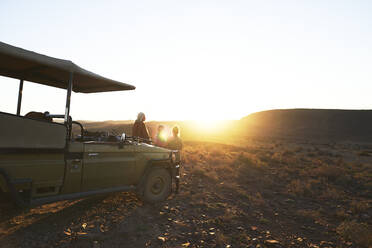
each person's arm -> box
[132,122,138,137]
[140,122,150,140]
[144,124,150,140]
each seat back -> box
[0,112,67,149]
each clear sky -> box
[1,0,371,121]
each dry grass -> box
[2,124,372,247]
[336,221,372,247]
[181,139,372,247]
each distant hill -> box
[77,109,372,143]
[241,109,372,142]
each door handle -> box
[88,153,99,157]
[71,164,79,169]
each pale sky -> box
[1,0,371,121]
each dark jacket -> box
[132,120,150,140]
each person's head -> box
[172,126,180,137]
[137,112,146,122]
[157,124,164,132]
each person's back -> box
[132,112,150,140]
[154,124,167,147]
[167,136,183,150]
[167,126,183,151]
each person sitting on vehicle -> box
[132,112,150,142]
[154,124,167,147]
[166,126,183,151]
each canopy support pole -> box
[65,72,73,139]
[16,79,24,115]
[64,72,73,123]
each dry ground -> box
[0,139,371,248]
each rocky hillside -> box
[241,109,372,142]
[76,109,372,143]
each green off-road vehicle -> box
[0,42,180,207]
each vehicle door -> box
[60,141,84,194]
[82,141,136,191]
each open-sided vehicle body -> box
[0,42,180,207]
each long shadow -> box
[0,192,143,247]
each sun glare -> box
[159,130,168,141]
[192,119,226,133]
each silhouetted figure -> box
[132,112,150,141]
[154,124,167,147]
[167,126,183,151]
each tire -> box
[0,191,10,203]
[142,168,171,203]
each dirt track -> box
[0,141,371,248]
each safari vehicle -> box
[0,42,180,207]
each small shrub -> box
[365,181,372,192]
[307,152,316,157]
[296,209,321,222]
[259,217,270,224]
[236,152,256,166]
[334,208,348,220]
[295,146,303,153]
[193,167,206,177]
[215,232,229,246]
[335,174,354,187]
[248,192,266,206]
[319,186,344,201]
[336,220,372,247]
[358,151,370,157]
[288,178,326,198]
[350,200,370,214]
[209,148,225,157]
[311,164,342,182]
[282,150,294,157]
[217,166,234,179]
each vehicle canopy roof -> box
[0,41,135,93]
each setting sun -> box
[191,120,227,133]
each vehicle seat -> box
[25,111,53,122]
[0,111,67,149]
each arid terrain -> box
[1,109,371,248]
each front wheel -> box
[142,168,171,203]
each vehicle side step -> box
[30,185,136,206]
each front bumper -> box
[170,151,181,194]
[174,163,180,193]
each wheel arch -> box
[0,175,8,192]
[0,168,29,207]
[136,159,172,195]
[0,169,10,192]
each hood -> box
[137,143,171,153]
